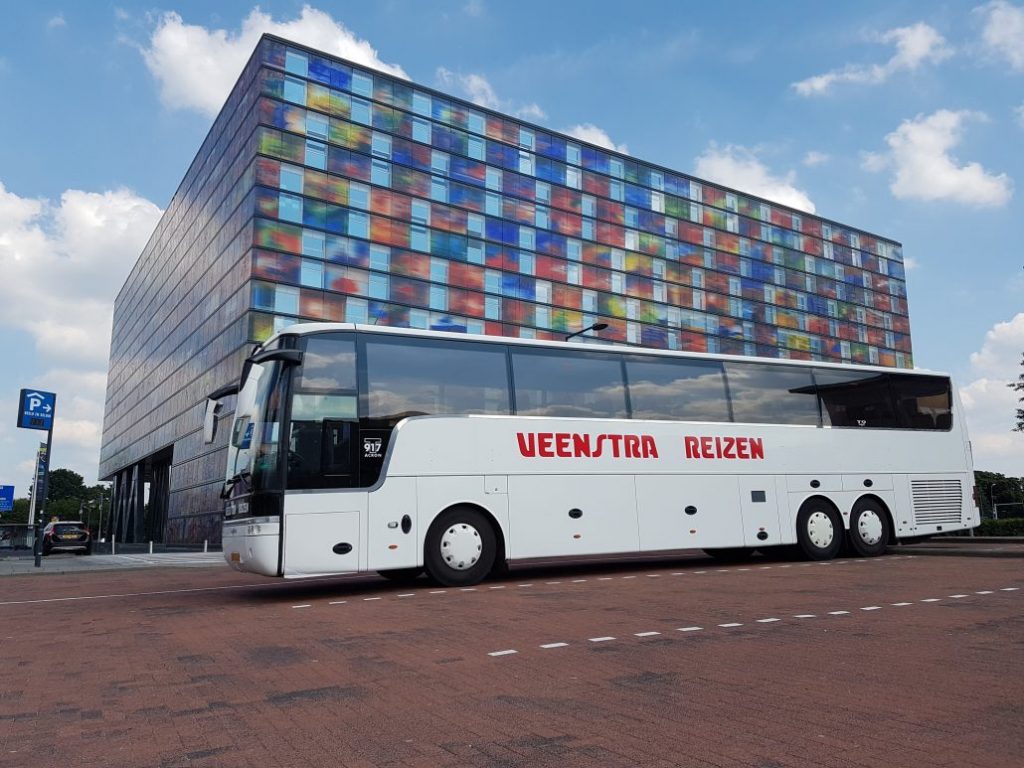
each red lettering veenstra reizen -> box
[683,435,765,460]
[516,432,659,459]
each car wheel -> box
[424,506,496,587]
[796,498,843,561]
[848,500,889,557]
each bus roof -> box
[259,322,948,379]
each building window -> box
[411,199,430,225]
[285,50,308,76]
[413,117,431,144]
[278,193,303,223]
[370,245,390,271]
[411,225,430,252]
[369,273,388,299]
[348,211,369,239]
[349,183,369,210]
[305,140,327,170]
[468,135,485,161]
[279,165,304,194]
[371,160,391,187]
[412,91,431,116]
[306,113,328,140]
[301,259,324,288]
[283,75,306,105]
[351,97,371,125]
[566,143,581,165]
[371,132,391,159]
[351,70,373,97]
[302,229,325,258]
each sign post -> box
[17,389,56,568]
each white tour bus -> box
[207,323,979,586]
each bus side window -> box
[891,375,952,430]
[624,356,729,422]
[811,369,899,429]
[511,349,628,419]
[724,362,819,426]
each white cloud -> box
[0,181,162,365]
[978,0,1024,70]
[435,67,547,121]
[563,123,628,154]
[47,14,67,29]
[1015,103,1024,128]
[959,313,1024,474]
[903,256,920,271]
[0,182,160,482]
[693,144,816,213]
[802,150,830,167]
[141,5,407,117]
[863,109,1013,206]
[793,22,952,96]
[463,0,484,17]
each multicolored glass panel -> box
[249,37,912,367]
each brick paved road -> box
[0,552,1020,768]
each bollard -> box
[149,540,153,555]
[203,539,208,553]
[111,538,116,555]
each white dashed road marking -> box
[678,626,702,632]
[589,636,615,642]
[756,618,780,623]
[891,602,912,607]
[292,604,311,609]
[828,610,849,615]
[861,606,881,611]
[540,642,568,649]
[635,631,661,637]
[719,622,743,628]
[488,650,517,657]
[794,614,816,618]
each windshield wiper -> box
[220,470,252,500]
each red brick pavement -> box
[0,553,1020,768]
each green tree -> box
[45,468,86,502]
[1011,353,1024,432]
[975,471,1024,518]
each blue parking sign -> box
[0,486,13,513]
[17,389,56,431]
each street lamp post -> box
[565,322,608,342]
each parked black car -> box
[42,521,92,555]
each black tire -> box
[796,498,843,561]
[424,506,496,587]
[702,547,754,562]
[376,567,423,583]
[848,499,889,557]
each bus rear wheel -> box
[848,499,889,557]
[424,506,496,587]
[796,499,842,561]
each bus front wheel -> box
[848,499,889,557]
[796,498,843,561]
[424,506,497,587]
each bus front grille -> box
[910,479,963,525]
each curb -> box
[888,546,1024,559]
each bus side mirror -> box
[204,383,240,445]
[203,399,222,445]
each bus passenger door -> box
[737,475,782,548]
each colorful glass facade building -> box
[101,34,913,543]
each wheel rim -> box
[856,509,884,546]
[806,510,835,549]
[440,523,482,571]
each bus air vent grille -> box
[910,480,962,525]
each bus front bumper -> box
[223,517,280,576]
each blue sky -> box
[0,0,1021,488]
